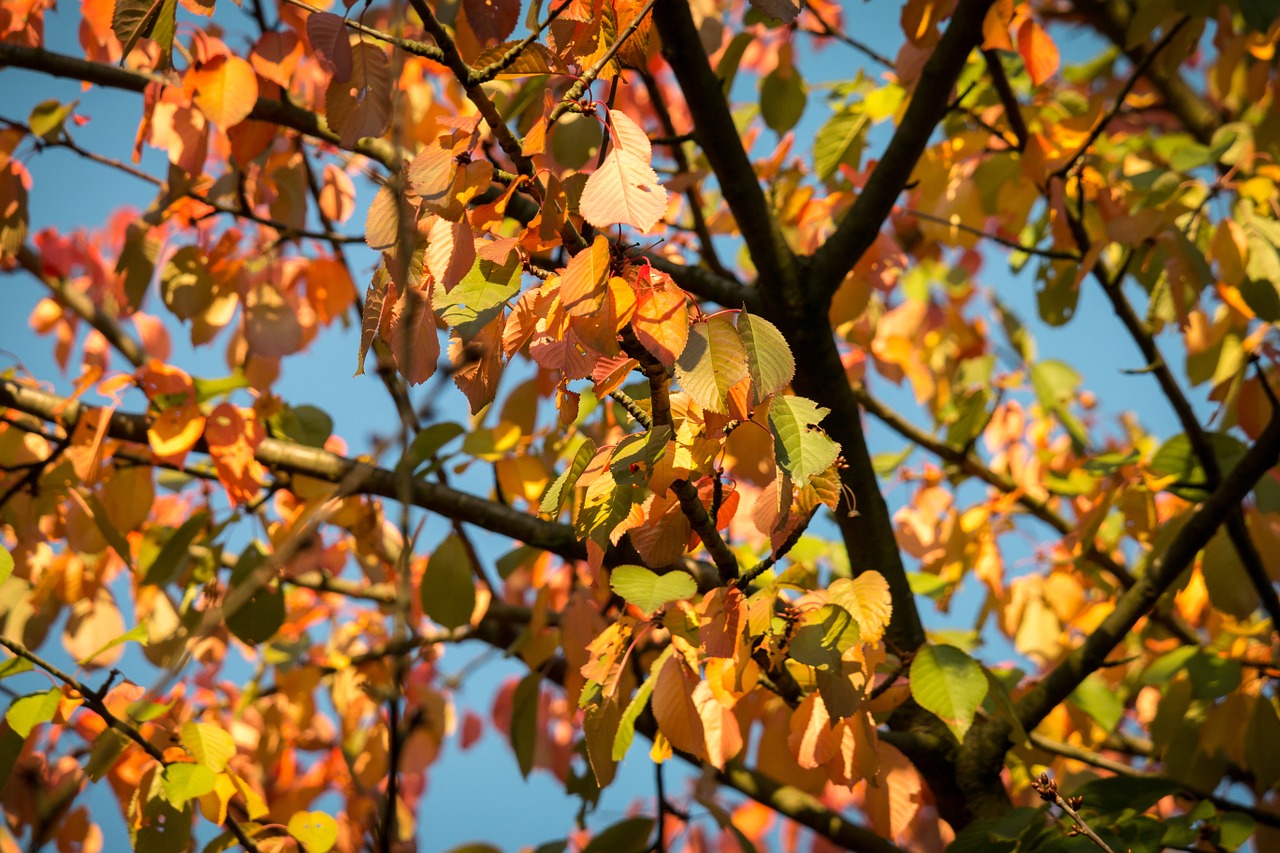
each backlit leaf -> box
[306,11,353,82]
[814,108,869,181]
[1016,17,1059,86]
[180,721,235,771]
[580,110,669,233]
[6,688,61,737]
[736,310,794,402]
[161,763,217,807]
[325,42,392,149]
[652,654,704,760]
[289,811,339,853]
[186,56,258,128]
[766,395,840,482]
[674,316,748,414]
[609,564,696,614]
[909,644,988,740]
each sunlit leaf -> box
[419,534,476,630]
[609,564,696,615]
[909,644,988,740]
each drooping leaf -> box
[674,316,748,414]
[325,42,392,149]
[581,817,654,853]
[1016,17,1059,86]
[161,763,217,807]
[609,564,696,615]
[612,657,660,760]
[160,246,213,321]
[225,543,285,646]
[909,644,988,740]
[766,395,840,483]
[651,654,704,759]
[736,310,794,402]
[510,671,540,777]
[419,533,476,629]
[111,0,176,60]
[814,108,869,181]
[760,49,806,133]
[580,110,669,233]
[0,544,12,587]
[789,604,859,670]
[306,11,353,82]
[180,721,235,772]
[186,56,258,128]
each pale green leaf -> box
[0,543,12,587]
[789,604,859,670]
[161,763,217,807]
[813,108,869,181]
[609,565,696,614]
[79,623,148,666]
[6,688,61,737]
[434,252,523,341]
[674,316,748,413]
[736,310,794,401]
[180,721,235,772]
[766,395,840,482]
[909,644,988,740]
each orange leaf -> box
[318,163,356,224]
[652,654,705,760]
[250,30,303,87]
[204,403,266,506]
[1016,18,1059,86]
[631,280,688,371]
[386,279,439,386]
[305,257,356,326]
[981,0,1014,51]
[148,399,205,458]
[559,234,611,316]
[186,55,258,128]
[580,110,669,233]
[692,680,743,769]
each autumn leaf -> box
[185,55,258,128]
[306,11,353,82]
[580,110,669,233]
[674,315,748,414]
[325,42,392,149]
[1016,17,1059,87]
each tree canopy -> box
[2,0,1280,851]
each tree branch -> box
[650,0,799,301]
[1015,406,1280,732]
[809,0,994,302]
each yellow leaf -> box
[186,55,258,128]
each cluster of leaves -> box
[3,0,1280,851]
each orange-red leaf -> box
[1016,18,1058,87]
[185,55,258,128]
[632,282,688,371]
[652,654,705,760]
[559,234,610,316]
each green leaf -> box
[111,0,172,60]
[609,565,696,615]
[192,373,250,403]
[419,534,476,630]
[511,671,540,778]
[582,816,654,853]
[6,688,61,737]
[612,665,658,761]
[1034,260,1080,327]
[1184,651,1242,700]
[717,32,754,95]
[909,644,988,740]
[402,422,466,474]
[289,811,339,853]
[143,510,208,586]
[945,388,992,449]
[1149,432,1248,500]
[85,729,130,781]
[0,543,11,586]
[767,395,840,483]
[269,404,333,448]
[789,604,859,670]
[136,797,193,853]
[736,310,794,402]
[161,763,217,807]
[1141,646,1198,685]
[1069,673,1125,732]
[1215,811,1255,851]
[434,252,523,341]
[872,445,914,477]
[160,246,215,321]
[540,438,596,518]
[79,623,148,666]
[674,316,748,414]
[0,728,25,791]
[28,99,76,141]
[1239,277,1280,322]
[813,108,869,181]
[225,543,285,646]
[117,221,159,311]
[180,721,235,771]
[760,65,806,134]
[0,655,33,680]
[1071,776,1180,816]
[1246,696,1280,790]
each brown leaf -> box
[306,11,353,82]
[325,42,392,149]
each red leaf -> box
[1016,18,1059,87]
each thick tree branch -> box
[0,378,591,563]
[650,0,799,301]
[809,0,994,301]
[1015,407,1280,732]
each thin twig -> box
[1031,772,1116,853]
[549,0,660,123]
